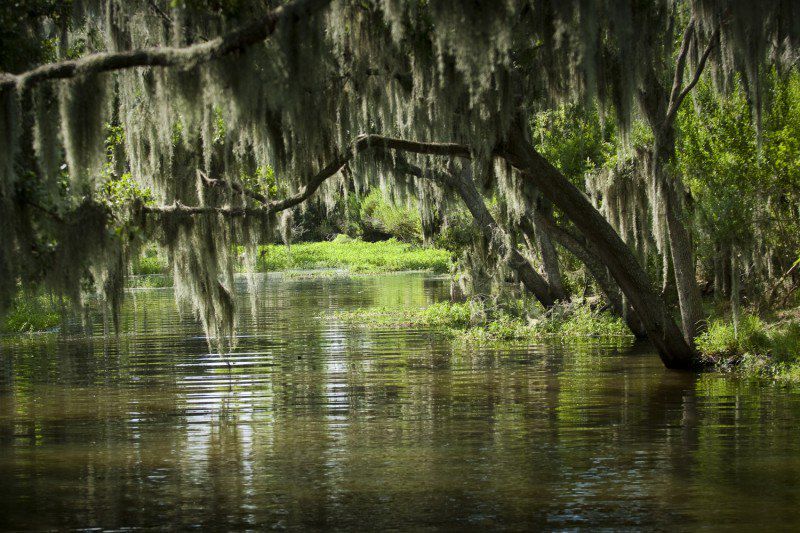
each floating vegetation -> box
[333,300,633,345]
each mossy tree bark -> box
[499,122,698,369]
[530,200,568,301]
[635,19,718,343]
[444,169,556,308]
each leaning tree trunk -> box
[653,136,705,343]
[530,201,567,301]
[534,213,648,338]
[500,124,698,369]
[448,170,556,308]
[731,251,740,339]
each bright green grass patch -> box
[696,314,800,382]
[131,246,168,275]
[334,300,633,344]
[255,236,450,274]
[123,237,451,287]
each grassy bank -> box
[334,300,633,344]
[696,313,800,383]
[130,237,451,279]
[255,236,450,273]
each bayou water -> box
[1,273,799,530]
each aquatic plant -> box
[335,299,632,345]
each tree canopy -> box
[1,0,798,367]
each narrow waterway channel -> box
[1,273,799,530]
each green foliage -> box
[1,292,61,334]
[678,81,761,246]
[461,303,631,343]
[0,1,68,72]
[432,206,477,253]
[256,238,450,274]
[127,275,173,288]
[695,314,800,382]
[695,314,771,358]
[531,104,615,183]
[677,74,800,265]
[101,124,153,210]
[132,246,167,275]
[336,301,472,329]
[336,299,632,344]
[103,172,153,209]
[359,190,423,243]
[240,165,277,199]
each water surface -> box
[2,273,800,530]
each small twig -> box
[146,0,173,27]
[24,198,64,222]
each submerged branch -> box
[0,0,330,91]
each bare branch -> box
[0,0,330,92]
[664,24,721,129]
[666,17,696,118]
[147,0,173,27]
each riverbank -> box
[0,293,61,334]
[696,312,800,383]
[3,239,451,333]
[254,236,450,273]
[129,237,451,285]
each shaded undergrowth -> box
[1,293,62,334]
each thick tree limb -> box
[534,212,647,338]
[198,134,470,215]
[497,120,699,368]
[0,0,330,91]
[142,201,267,217]
[148,134,469,218]
[200,170,269,205]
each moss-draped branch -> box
[0,0,330,91]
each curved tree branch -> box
[197,134,470,214]
[0,0,331,91]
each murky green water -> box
[2,273,800,530]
